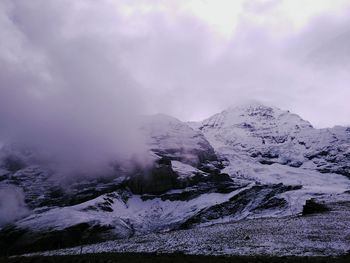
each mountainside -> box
[0,103,349,256]
[194,102,350,178]
[140,114,218,168]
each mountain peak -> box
[226,100,273,111]
[200,101,313,132]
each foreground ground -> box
[2,253,350,263]
[16,195,350,258]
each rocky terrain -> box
[0,102,349,256]
[22,195,350,257]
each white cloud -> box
[111,0,350,127]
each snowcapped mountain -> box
[0,102,349,255]
[193,102,350,179]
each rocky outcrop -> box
[302,199,329,216]
[125,157,179,194]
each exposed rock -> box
[0,221,133,255]
[302,199,330,216]
[125,157,179,194]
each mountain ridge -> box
[0,102,349,255]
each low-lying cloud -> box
[0,185,28,226]
[0,0,151,179]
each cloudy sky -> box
[1,0,350,130]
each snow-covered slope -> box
[192,102,350,179]
[24,196,350,257]
[140,114,218,168]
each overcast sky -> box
[1,0,350,129]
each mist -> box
[0,0,150,179]
[0,185,28,226]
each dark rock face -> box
[142,172,245,202]
[302,199,330,216]
[125,156,228,195]
[125,158,179,194]
[0,222,132,256]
